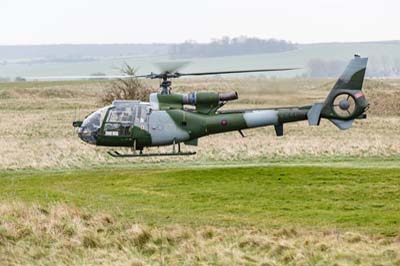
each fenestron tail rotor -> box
[332,93,357,119]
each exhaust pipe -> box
[219,91,238,102]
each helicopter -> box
[72,55,369,157]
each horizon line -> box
[0,40,399,47]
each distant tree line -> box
[307,57,400,78]
[367,56,400,77]
[0,44,170,61]
[169,36,297,58]
[0,39,296,63]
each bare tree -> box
[102,63,154,104]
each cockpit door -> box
[134,104,150,132]
[102,105,136,138]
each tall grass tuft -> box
[0,202,399,265]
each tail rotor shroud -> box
[332,93,357,119]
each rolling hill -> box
[0,41,399,79]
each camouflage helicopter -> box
[72,55,369,157]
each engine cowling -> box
[153,91,238,114]
[182,91,238,114]
[182,91,238,105]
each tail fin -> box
[308,55,369,130]
[328,55,368,94]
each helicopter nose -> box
[77,126,98,145]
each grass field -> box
[1,166,400,265]
[2,166,400,233]
[0,78,399,265]
[0,78,399,169]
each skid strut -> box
[107,139,196,158]
[107,151,196,158]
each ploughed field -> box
[0,78,399,265]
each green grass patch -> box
[1,166,399,235]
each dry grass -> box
[0,78,399,169]
[1,201,399,266]
[1,79,399,265]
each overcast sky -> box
[1,0,398,45]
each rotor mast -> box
[160,75,172,94]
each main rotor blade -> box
[23,75,149,81]
[178,68,300,77]
[23,67,300,81]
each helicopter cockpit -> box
[78,106,109,144]
[78,101,151,145]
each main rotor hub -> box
[150,72,180,80]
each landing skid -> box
[107,140,196,158]
[107,150,196,158]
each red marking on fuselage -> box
[354,91,364,99]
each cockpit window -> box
[81,106,109,130]
[104,106,137,137]
[78,106,109,144]
[135,105,150,124]
[107,107,136,123]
